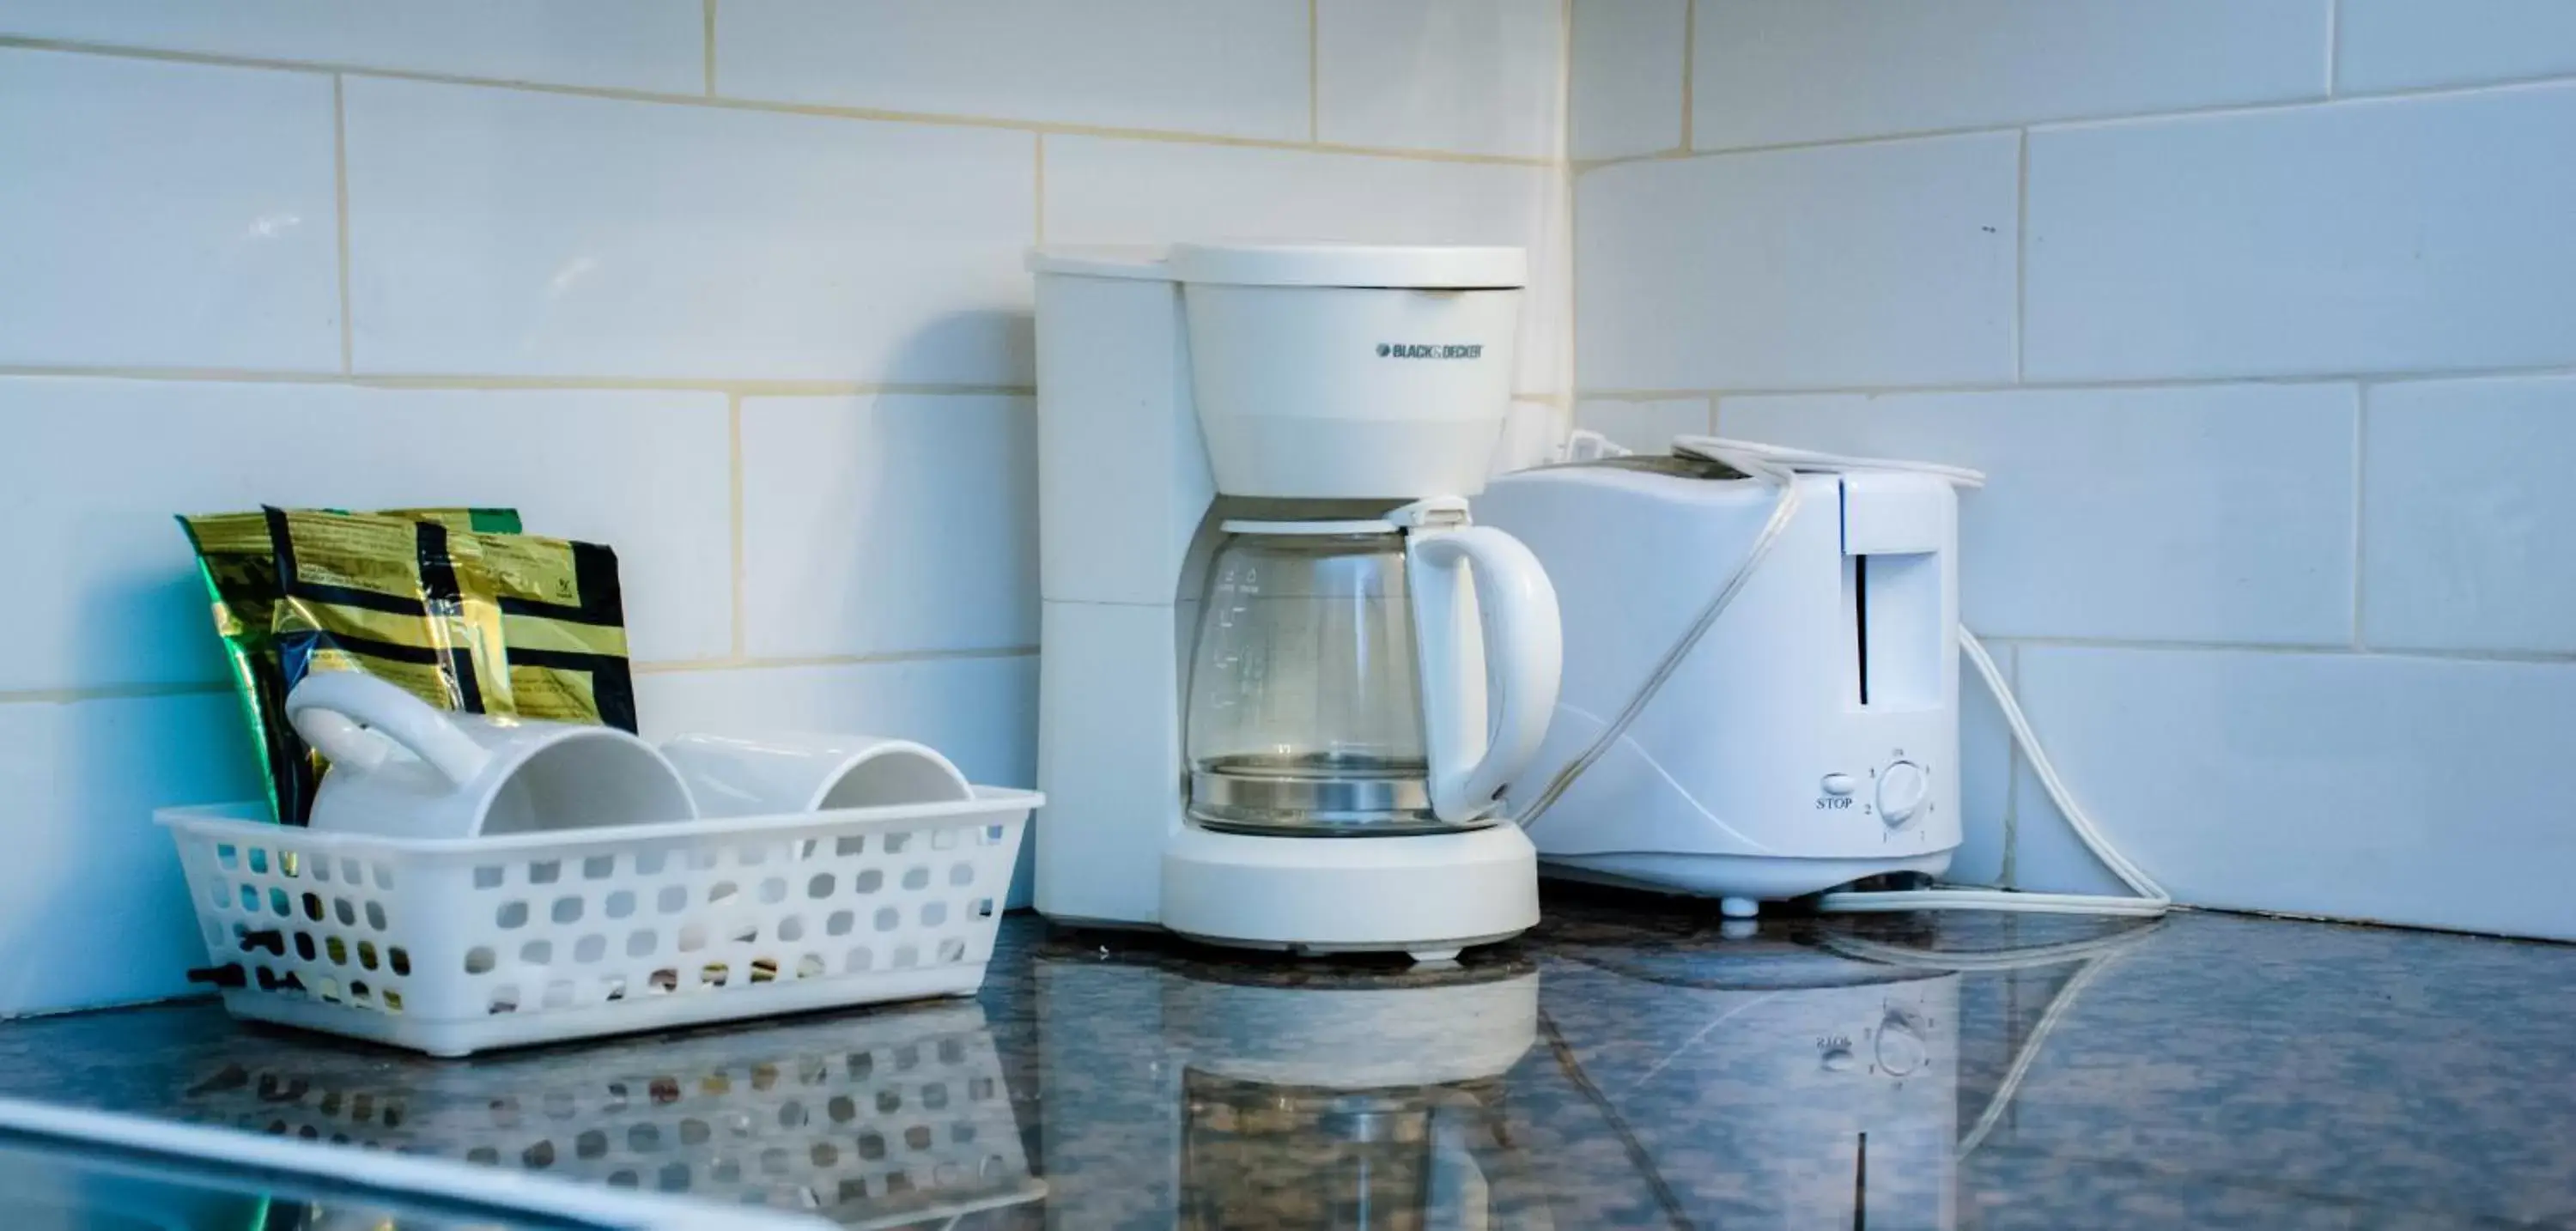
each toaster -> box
[1473,453,1962,916]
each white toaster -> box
[1473,453,1962,915]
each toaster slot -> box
[1853,554,1871,706]
[1846,551,1941,710]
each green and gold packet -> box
[476,531,640,734]
[177,506,520,825]
[266,506,519,727]
[265,510,641,782]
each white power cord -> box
[1817,626,2169,918]
[1511,442,1806,831]
[1518,433,2170,920]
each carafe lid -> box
[1218,498,1472,537]
[1218,517,1400,536]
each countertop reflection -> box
[2,889,2573,1228]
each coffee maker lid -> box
[1170,242,1526,289]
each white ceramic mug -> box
[659,732,973,819]
[286,671,698,840]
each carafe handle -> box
[287,670,494,788]
[1409,525,1562,822]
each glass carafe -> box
[1188,525,1434,834]
[1185,510,1562,836]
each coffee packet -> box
[177,507,521,824]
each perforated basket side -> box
[162,792,1033,1055]
[171,814,451,1017]
[438,814,1018,1023]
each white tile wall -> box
[0,1,706,94]
[635,658,1036,784]
[1042,136,1552,253]
[2010,646,2576,939]
[1315,0,1564,159]
[1577,133,2019,391]
[741,394,1038,659]
[2,4,1566,1011]
[1574,3,2576,931]
[1042,136,1570,395]
[0,49,339,371]
[1690,0,2329,152]
[1492,399,1574,476]
[0,378,734,695]
[1569,0,1685,161]
[2026,84,2576,382]
[2338,0,2576,94]
[716,0,1310,141]
[2362,374,2576,655]
[1722,385,2360,646]
[1571,397,1706,455]
[0,692,262,1016]
[343,77,1037,382]
[2002,691,2132,899]
[1952,640,2015,888]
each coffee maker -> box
[1029,243,1559,961]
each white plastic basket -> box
[158,787,1037,1058]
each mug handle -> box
[1408,526,1563,823]
[286,670,494,788]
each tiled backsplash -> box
[15,0,2559,1016]
[1572,0,2576,939]
[0,0,1570,1016]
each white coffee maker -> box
[1029,242,1559,961]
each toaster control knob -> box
[1874,1014,1929,1076]
[1877,761,1929,828]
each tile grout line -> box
[1677,0,1695,153]
[0,34,1553,169]
[0,363,1552,401]
[1308,0,1321,143]
[632,646,1041,676]
[1557,0,1575,156]
[0,647,1048,707]
[0,682,234,706]
[702,0,718,97]
[2326,0,2341,97]
[0,364,1041,396]
[18,29,2576,171]
[1562,168,1579,404]
[1573,66,2576,169]
[727,393,747,660]
[1577,361,2576,402]
[2014,128,2029,384]
[1971,637,2576,666]
[331,73,353,375]
[1558,0,1578,402]
[2350,386,2368,650]
[13,636,2576,706]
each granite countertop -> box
[2,888,2571,1229]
